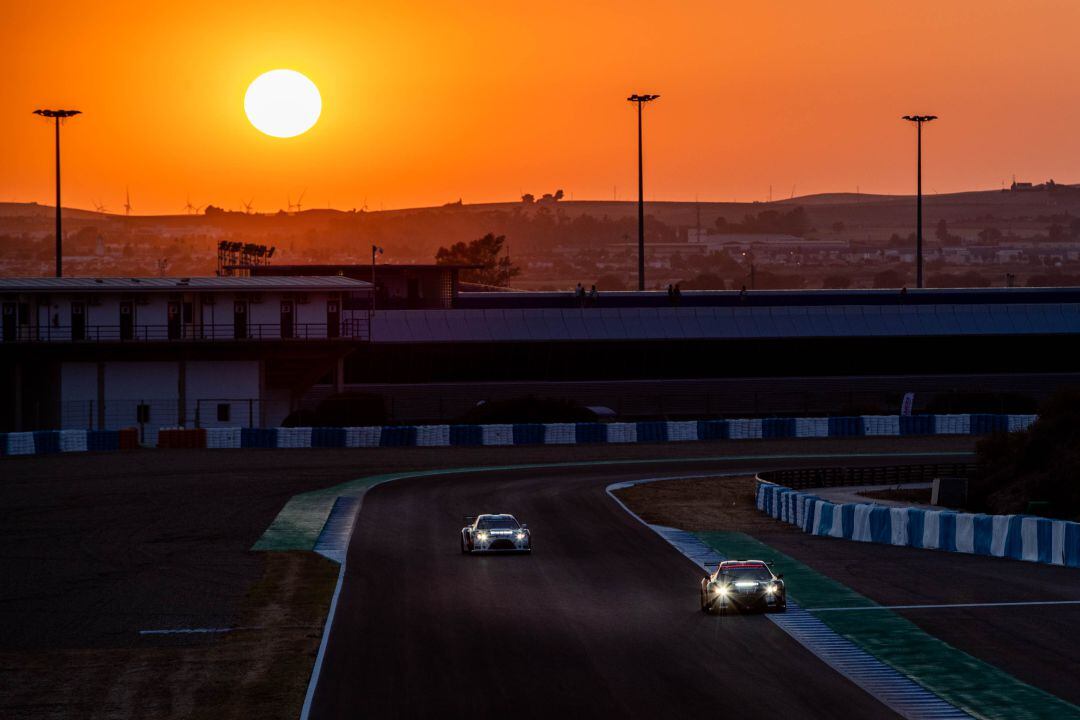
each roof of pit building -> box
[0,276,372,293]
[372,288,1080,343]
[456,287,1080,309]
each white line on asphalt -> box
[300,557,347,720]
[808,600,1080,613]
[139,626,252,635]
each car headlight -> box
[766,584,778,595]
[515,531,526,540]
[476,531,488,541]
[712,584,728,596]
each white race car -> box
[461,514,531,553]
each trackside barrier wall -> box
[2,414,1039,458]
[0,429,135,456]
[755,478,1080,568]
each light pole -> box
[902,114,936,288]
[34,109,81,278]
[371,244,383,316]
[628,93,659,291]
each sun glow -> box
[244,69,322,138]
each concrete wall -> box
[103,361,180,434]
[59,362,97,429]
[58,359,264,440]
[186,360,260,428]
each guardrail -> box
[0,412,1037,456]
[755,476,1080,568]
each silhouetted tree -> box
[935,219,949,242]
[680,272,726,290]
[595,273,627,290]
[872,269,905,288]
[822,273,852,289]
[435,233,521,286]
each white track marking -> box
[139,626,250,635]
[606,476,973,720]
[300,558,347,720]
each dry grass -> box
[0,552,337,720]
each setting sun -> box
[244,69,321,139]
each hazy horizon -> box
[6,1,1080,214]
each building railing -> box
[1,320,369,343]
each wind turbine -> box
[123,188,132,216]
[242,198,254,214]
[295,189,306,214]
[183,196,198,215]
[93,200,108,213]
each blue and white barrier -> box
[206,427,242,449]
[756,478,1080,568]
[1,413,1040,458]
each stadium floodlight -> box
[628,94,660,291]
[902,114,937,288]
[33,109,82,277]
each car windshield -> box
[477,516,519,530]
[718,566,773,582]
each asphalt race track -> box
[310,457,937,719]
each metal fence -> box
[757,464,977,490]
[58,397,293,438]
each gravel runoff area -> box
[613,468,1080,708]
[0,436,972,719]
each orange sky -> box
[4,1,1080,214]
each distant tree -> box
[712,207,807,236]
[595,273,627,290]
[554,189,565,201]
[521,193,535,204]
[872,269,905,288]
[935,219,949,242]
[435,233,521,286]
[978,227,1003,243]
[822,273,852,289]
[680,272,726,290]
[751,270,805,290]
[928,270,985,288]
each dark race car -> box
[700,560,786,615]
[461,513,531,553]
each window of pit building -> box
[217,403,231,422]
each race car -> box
[700,560,786,615]
[461,514,531,553]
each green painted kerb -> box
[695,531,1080,720]
[252,450,969,552]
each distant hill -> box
[5,182,1080,263]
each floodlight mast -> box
[33,109,81,277]
[902,114,937,288]
[628,94,659,291]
